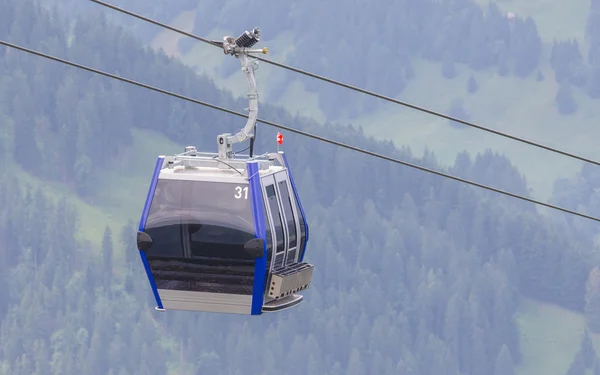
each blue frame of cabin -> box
[247,161,268,315]
[138,156,165,310]
[281,153,309,262]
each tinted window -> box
[189,224,255,259]
[144,179,256,294]
[145,179,255,259]
[145,224,184,258]
[265,184,285,254]
[278,180,297,248]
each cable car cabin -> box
[136,148,313,315]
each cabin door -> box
[262,171,299,270]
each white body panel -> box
[158,289,252,315]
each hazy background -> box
[1,0,600,374]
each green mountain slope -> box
[4,2,600,373]
[517,298,594,375]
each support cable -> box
[1,39,596,223]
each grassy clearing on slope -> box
[516,298,587,375]
[8,167,114,246]
[474,0,589,42]
[516,297,600,375]
[149,10,196,59]
[351,57,600,201]
[93,127,182,239]
[7,128,182,250]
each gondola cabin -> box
[136,147,313,315]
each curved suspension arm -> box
[227,53,259,145]
[216,28,268,160]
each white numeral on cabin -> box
[235,186,249,199]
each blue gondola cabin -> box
[136,148,313,315]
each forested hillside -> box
[1,0,600,374]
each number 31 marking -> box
[235,186,249,199]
